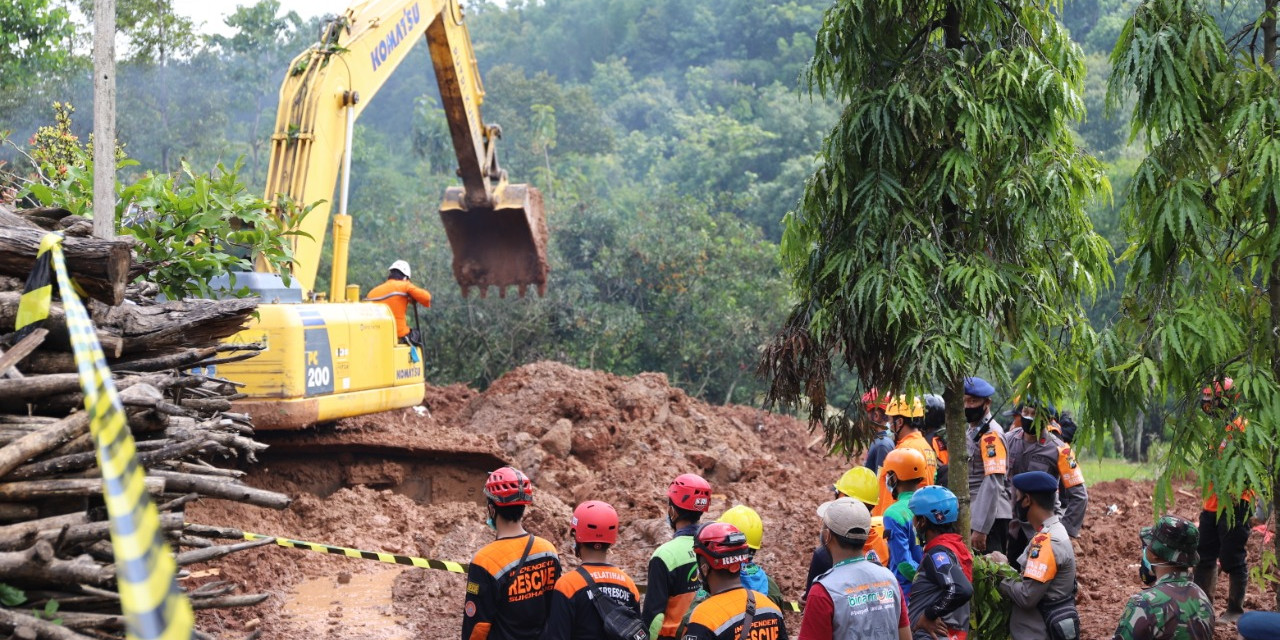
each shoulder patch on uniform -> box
[931,551,951,568]
[465,601,477,617]
[466,581,480,595]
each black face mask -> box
[1139,547,1157,586]
[964,406,985,424]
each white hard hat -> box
[389,260,411,278]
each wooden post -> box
[92,0,116,240]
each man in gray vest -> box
[992,471,1079,640]
[797,497,910,640]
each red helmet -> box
[571,500,619,545]
[1202,378,1234,399]
[883,448,927,482]
[484,466,533,506]
[667,473,711,512]
[862,387,889,411]
[693,522,751,572]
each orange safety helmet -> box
[882,448,928,482]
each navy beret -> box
[1012,470,1058,493]
[1238,612,1280,640]
[964,377,995,398]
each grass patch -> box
[1076,454,1157,483]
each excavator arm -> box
[260,0,548,299]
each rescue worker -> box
[881,448,928,601]
[463,467,562,640]
[644,473,712,639]
[922,394,948,486]
[873,396,937,517]
[717,505,783,603]
[963,376,1012,555]
[1004,398,1088,566]
[1192,378,1253,624]
[1113,514,1214,640]
[367,259,432,344]
[541,501,642,640]
[907,486,974,640]
[1238,612,1280,639]
[805,467,889,594]
[798,497,910,640]
[864,388,895,473]
[682,522,789,640]
[992,471,1078,640]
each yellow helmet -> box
[885,395,924,418]
[834,466,879,505]
[718,505,764,550]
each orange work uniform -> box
[367,279,432,338]
[462,533,562,640]
[872,431,938,517]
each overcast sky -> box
[175,0,355,35]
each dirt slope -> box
[185,361,1274,639]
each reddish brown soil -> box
[185,362,1276,639]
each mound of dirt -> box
[185,362,1276,640]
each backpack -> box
[577,567,648,640]
[1038,590,1081,640]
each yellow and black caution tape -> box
[241,530,468,574]
[236,528,802,611]
[16,233,194,640]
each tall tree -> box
[759,0,1112,532]
[0,0,79,113]
[1091,0,1279,605]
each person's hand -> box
[913,615,948,639]
[988,551,1009,565]
[970,531,988,552]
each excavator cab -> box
[439,183,548,298]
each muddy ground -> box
[185,361,1275,639]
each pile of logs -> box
[0,205,290,639]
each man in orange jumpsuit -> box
[872,396,938,517]
[367,259,432,345]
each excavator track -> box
[247,414,508,506]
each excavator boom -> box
[262,0,548,298]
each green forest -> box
[0,0,1273,446]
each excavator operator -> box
[367,260,432,345]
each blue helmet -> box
[908,486,959,525]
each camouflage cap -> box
[1139,515,1199,566]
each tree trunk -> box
[0,226,134,306]
[1264,0,1279,610]
[1111,420,1125,460]
[943,374,971,535]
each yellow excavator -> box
[215,0,548,430]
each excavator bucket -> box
[439,184,549,298]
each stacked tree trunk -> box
[0,206,290,640]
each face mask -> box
[485,516,496,531]
[1139,547,1156,586]
[914,518,927,546]
[964,406,984,424]
[886,473,899,494]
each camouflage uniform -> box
[1112,516,1214,640]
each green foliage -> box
[34,598,61,625]
[14,103,310,300]
[971,555,1019,640]
[0,0,76,97]
[1086,0,1279,527]
[0,583,25,607]
[762,0,1113,456]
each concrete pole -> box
[92,0,116,240]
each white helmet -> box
[389,260,411,278]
